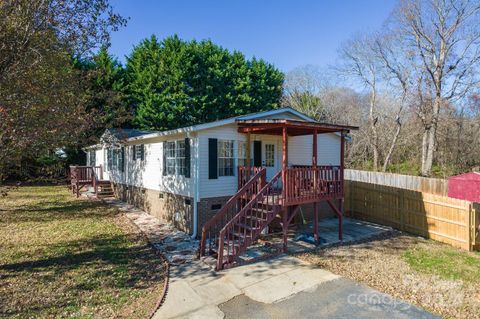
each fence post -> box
[469,203,479,252]
[399,189,405,232]
[469,204,473,251]
[349,180,354,218]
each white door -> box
[263,142,278,181]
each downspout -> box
[191,134,200,239]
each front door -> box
[263,142,278,181]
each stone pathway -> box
[105,199,198,265]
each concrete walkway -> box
[153,255,438,319]
[154,256,340,319]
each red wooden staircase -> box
[200,169,284,270]
[200,168,266,266]
[200,165,345,270]
[216,171,282,270]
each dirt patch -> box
[298,234,480,319]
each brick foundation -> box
[111,183,342,238]
[197,196,232,236]
[112,183,194,234]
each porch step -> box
[95,181,114,198]
[231,231,252,239]
[237,223,261,231]
[97,191,114,195]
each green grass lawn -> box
[0,186,165,319]
[403,245,480,284]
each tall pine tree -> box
[126,35,284,131]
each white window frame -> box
[165,141,176,175]
[218,140,234,177]
[135,144,144,161]
[176,140,186,176]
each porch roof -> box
[236,119,358,136]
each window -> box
[165,141,176,175]
[88,151,96,166]
[218,140,234,176]
[164,140,189,176]
[112,148,119,170]
[135,144,144,161]
[120,147,125,172]
[265,144,275,167]
[107,148,113,171]
[176,140,186,176]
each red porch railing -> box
[69,165,102,197]
[238,165,343,206]
[284,165,343,205]
[200,168,266,257]
[238,166,264,189]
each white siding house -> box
[83,107,351,236]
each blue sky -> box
[109,0,397,72]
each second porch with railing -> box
[69,165,114,198]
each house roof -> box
[104,128,157,140]
[127,107,318,142]
[237,119,358,136]
[87,107,356,148]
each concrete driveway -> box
[220,277,438,319]
[154,255,438,319]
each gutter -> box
[191,134,200,239]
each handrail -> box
[238,166,264,189]
[217,170,282,270]
[69,165,103,196]
[199,168,266,257]
[283,165,342,205]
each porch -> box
[201,119,358,270]
[69,165,113,198]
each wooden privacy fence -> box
[345,169,449,196]
[345,180,480,251]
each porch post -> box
[282,126,288,253]
[246,131,251,179]
[282,126,288,200]
[338,131,345,241]
[313,129,319,244]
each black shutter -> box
[120,147,125,172]
[140,144,145,161]
[132,145,136,160]
[162,141,167,176]
[253,141,262,166]
[208,138,218,179]
[185,138,191,178]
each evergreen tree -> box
[76,47,131,135]
[126,35,284,131]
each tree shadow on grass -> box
[0,233,163,290]
[0,201,116,223]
